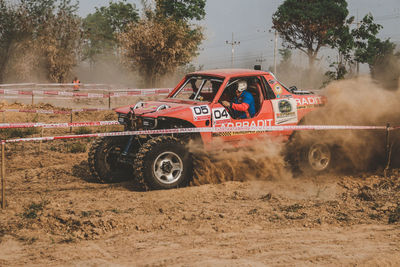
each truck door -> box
[210,76,275,143]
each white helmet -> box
[237,80,247,92]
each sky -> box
[78,0,400,71]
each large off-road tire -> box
[286,132,334,175]
[133,136,193,190]
[300,142,333,174]
[88,136,133,183]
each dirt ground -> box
[0,102,400,266]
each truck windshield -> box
[171,76,223,102]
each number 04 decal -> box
[212,107,231,124]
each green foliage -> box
[273,0,350,67]
[118,1,205,87]
[0,0,81,83]
[155,0,206,21]
[0,127,39,139]
[82,0,139,64]
[325,14,398,87]
[67,142,87,153]
[279,48,292,64]
[96,0,139,33]
[353,14,396,68]
[22,201,48,219]
[74,127,92,135]
[388,205,400,224]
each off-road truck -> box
[88,69,328,190]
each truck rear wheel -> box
[303,143,332,172]
[286,133,334,175]
[88,137,133,183]
[133,136,193,190]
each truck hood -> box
[114,99,202,117]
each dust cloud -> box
[296,75,400,171]
[189,75,400,186]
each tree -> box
[39,0,82,82]
[352,14,398,89]
[0,0,16,82]
[155,0,206,21]
[324,14,399,88]
[118,0,205,87]
[118,15,203,86]
[0,0,81,83]
[82,1,139,65]
[272,0,350,68]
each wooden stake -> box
[70,112,73,133]
[1,142,5,209]
[39,127,44,153]
[384,123,391,178]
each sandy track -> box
[0,102,399,266]
[0,147,399,266]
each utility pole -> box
[256,52,266,69]
[273,30,278,74]
[269,29,278,74]
[226,32,240,68]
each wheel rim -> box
[308,144,331,171]
[153,151,183,185]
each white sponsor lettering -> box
[295,96,322,106]
[219,119,273,128]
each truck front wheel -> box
[88,136,133,183]
[133,136,193,190]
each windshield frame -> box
[170,75,224,102]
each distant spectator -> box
[72,77,80,91]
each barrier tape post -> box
[70,112,73,133]
[1,141,5,209]
[384,123,392,177]
[39,127,44,153]
[31,93,34,106]
[108,92,111,110]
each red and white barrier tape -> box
[0,121,119,129]
[0,108,109,114]
[1,124,391,144]
[0,88,173,98]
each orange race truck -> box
[89,69,328,190]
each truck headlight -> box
[118,113,127,125]
[142,117,157,129]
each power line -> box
[225,33,240,67]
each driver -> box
[222,80,255,119]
